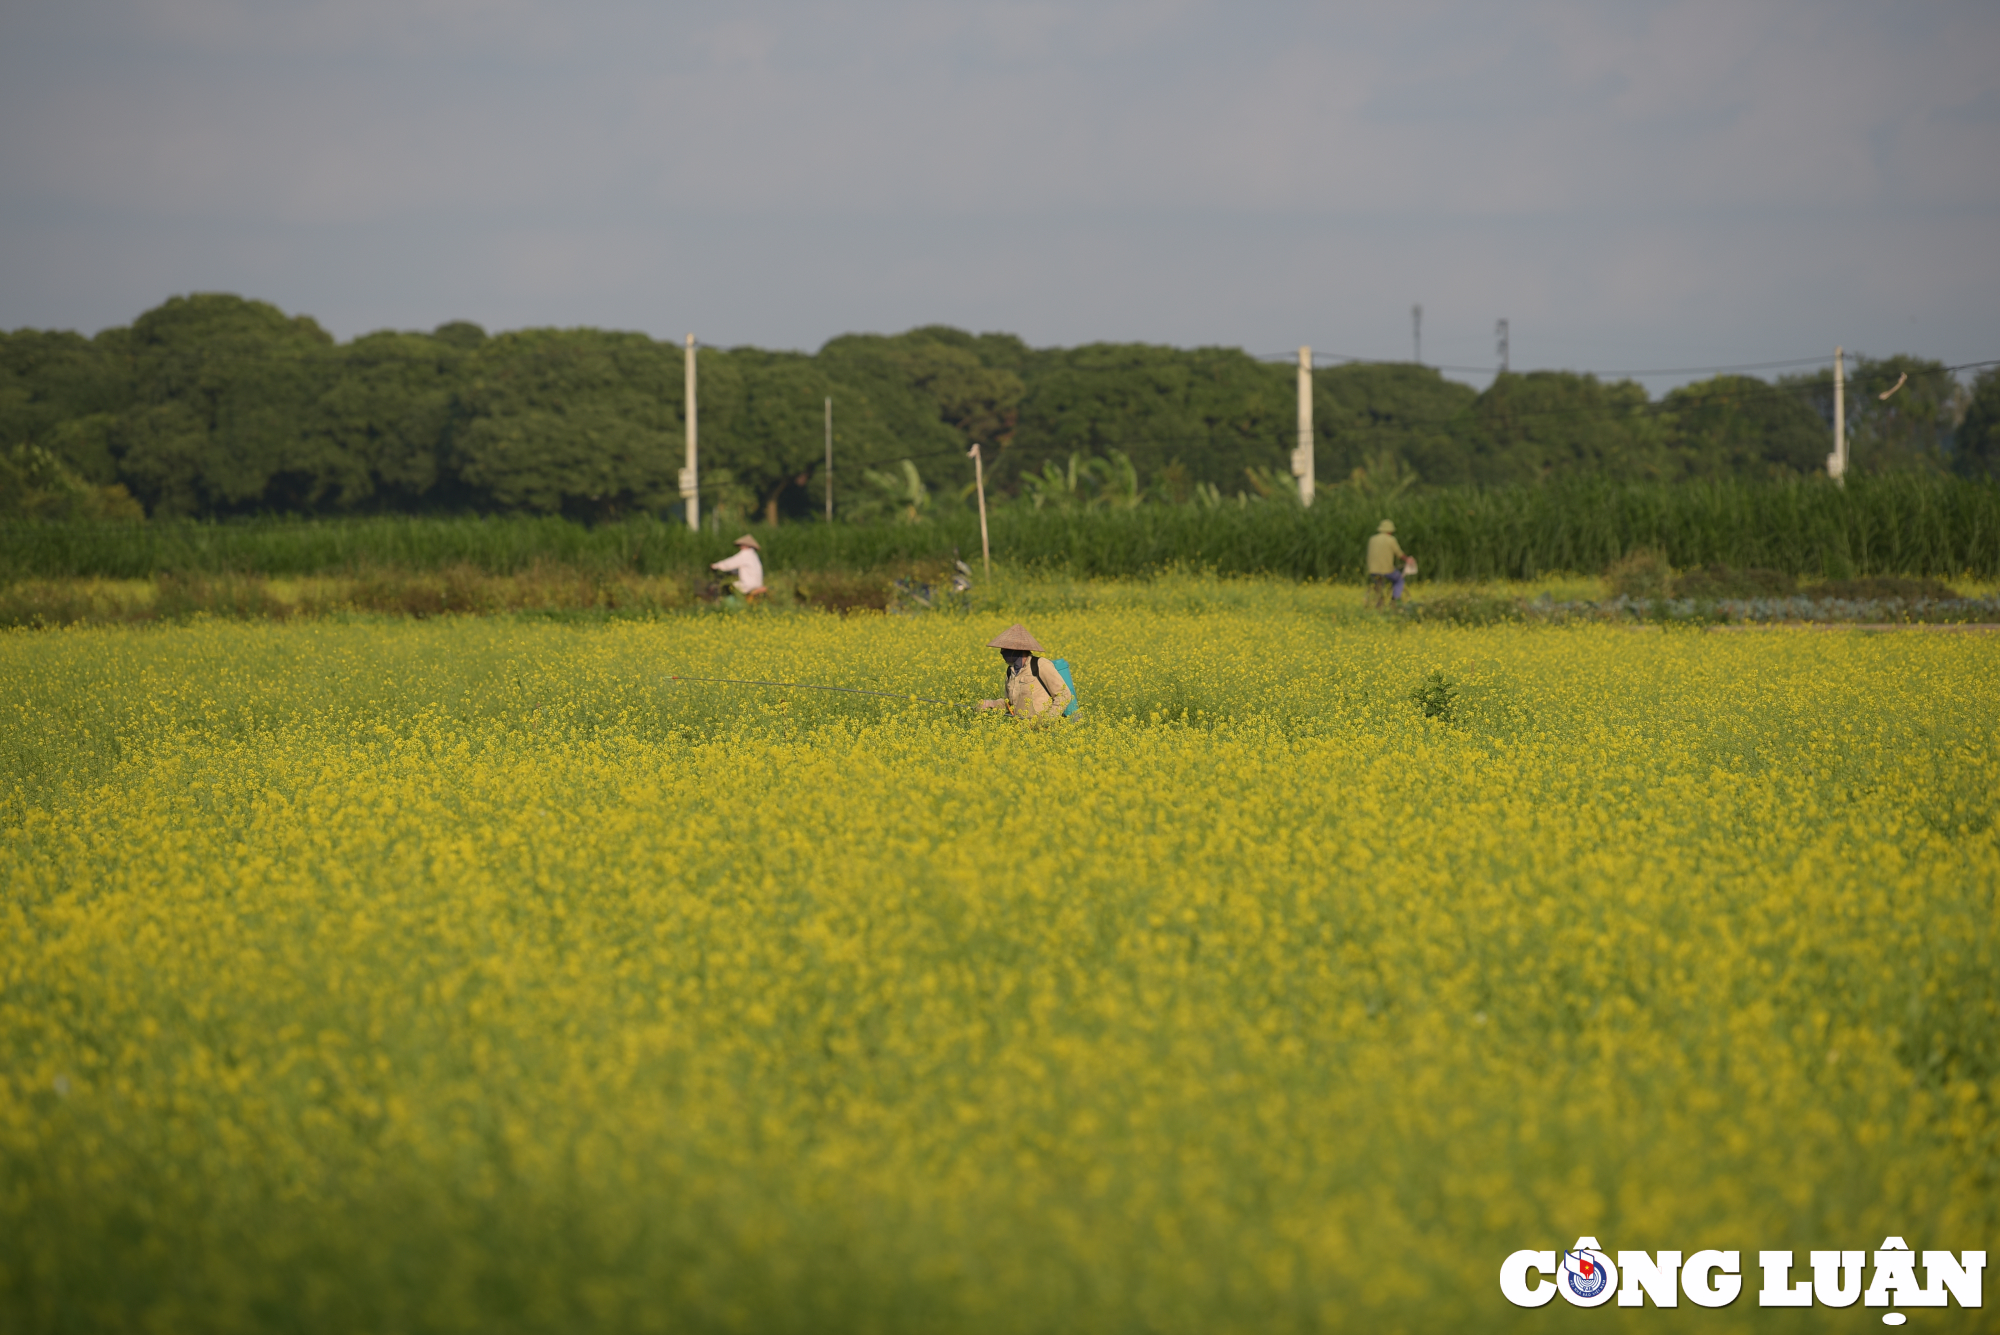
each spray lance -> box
[666,674,977,709]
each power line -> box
[1256,350,1839,377]
[1556,355,1838,377]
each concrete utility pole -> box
[968,444,991,577]
[1495,319,1510,375]
[824,396,833,521]
[681,334,700,530]
[1828,346,1847,485]
[1412,304,1423,364]
[1292,345,1315,506]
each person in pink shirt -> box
[710,534,766,600]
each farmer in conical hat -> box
[977,623,1073,719]
[710,533,767,599]
[1366,519,1409,610]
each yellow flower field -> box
[3,584,1996,1332]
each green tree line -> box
[5,293,1995,523]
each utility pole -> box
[1292,345,1315,506]
[967,444,991,576]
[824,396,833,521]
[681,334,699,530]
[1412,304,1423,365]
[1828,346,1847,485]
[1495,319,1510,375]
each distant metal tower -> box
[1412,304,1423,364]
[1495,319,1510,375]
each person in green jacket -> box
[1367,520,1408,609]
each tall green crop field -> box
[4,474,1996,581]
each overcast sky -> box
[2,0,1995,389]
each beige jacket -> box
[1006,657,1073,718]
[1366,532,1407,575]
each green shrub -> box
[1604,548,1672,599]
[0,445,144,521]
[1411,670,1460,722]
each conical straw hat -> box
[732,533,762,550]
[986,623,1044,652]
